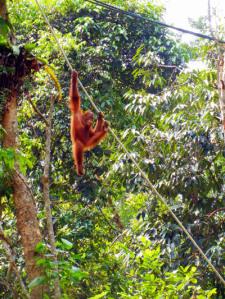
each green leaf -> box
[88,291,108,299]
[206,288,217,297]
[24,43,37,51]
[70,267,87,281]
[0,34,7,45]
[61,238,73,250]
[12,45,20,55]
[28,276,46,289]
[0,17,10,38]
[35,242,46,253]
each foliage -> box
[28,241,87,297]
[0,0,224,298]
[0,16,12,46]
[115,237,217,299]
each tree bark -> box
[42,95,61,298]
[2,92,44,299]
[218,54,225,141]
[208,0,225,140]
[0,1,46,297]
[0,0,8,21]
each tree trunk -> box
[208,0,225,141]
[42,95,61,298]
[218,53,225,141]
[2,92,44,299]
[0,0,8,21]
[1,0,45,297]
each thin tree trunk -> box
[1,1,46,298]
[218,54,225,141]
[2,92,44,299]
[0,0,8,21]
[42,95,61,298]
[208,0,225,140]
[208,0,214,38]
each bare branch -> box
[27,95,49,126]
[217,54,225,140]
[207,207,225,218]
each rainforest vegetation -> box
[0,0,224,298]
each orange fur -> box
[69,71,108,176]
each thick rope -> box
[34,0,225,287]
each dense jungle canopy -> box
[0,0,224,298]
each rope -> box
[87,0,225,44]
[34,0,225,287]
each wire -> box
[34,0,225,287]
[86,0,225,44]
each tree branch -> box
[27,95,49,126]
[207,207,225,218]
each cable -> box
[86,0,225,44]
[34,0,225,287]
